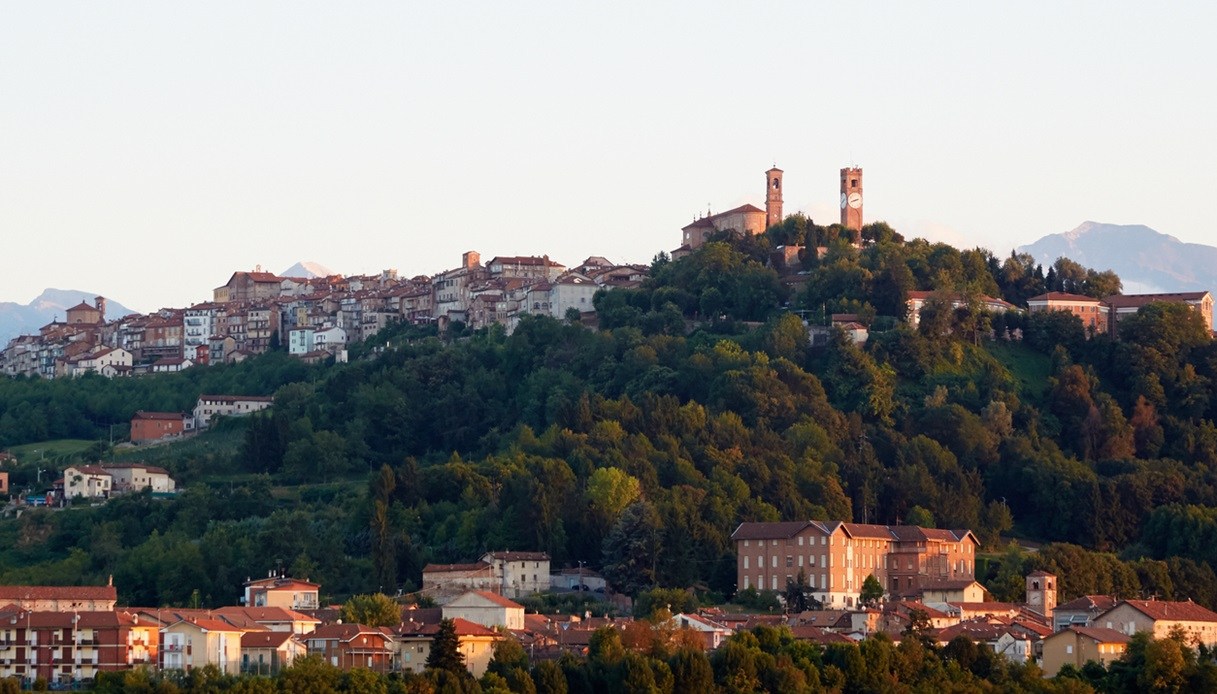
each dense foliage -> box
[1,223,1216,615]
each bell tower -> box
[765,167,783,229]
[1025,570,1057,616]
[840,166,863,240]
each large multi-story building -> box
[730,520,978,608]
[1027,292,1108,334]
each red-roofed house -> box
[240,630,306,675]
[442,591,525,631]
[130,411,193,443]
[1095,599,1217,646]
[63,465,112,499]
[102,463,176,494]
[242,576,320,611]
[0,585,117,612]
[1104,291,1214,336]
[1041,627,1131,677]
[1053,595,1118,632]
[303,624,395,672]
[161,617,244,674]
[1027,292,1108,334]
[730,520,977,608]
[396,618,501,676]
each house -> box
[442,591,525,631]
[422,562,497,598]
[151,356,193,373]
[1104,291,1214,336]
[242,575,320,611]
[240,631,306,675]
[905,291,1018,327]
[213,606,321,636]
[193,394,274,429]
[160,617,244,674]
[1094,599,1217,646]
[303,624,395,672]
[666,613,733,650]
[1026,292,1108,334]
[215,270,283,304]
[102,464,176,494]
[0,584,117,611]
[730,520,978,608]
[0,609,152,685]
[481,551,550,598]
[396,618,501,677]
[63,465,112,499]
[1053,595,1118,632]
[549,273,599,318]
[918,579,988,606]
[66,347,133,378]
[1040,627,1131,677]
[130,411,192,444]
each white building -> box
[481,551,550,598]
[63,465,112,499]
[102,463,176,494]
[194,394,274,429]
[441,591,525,631]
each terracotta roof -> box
[200,394,275,404]
[461,590,525,610]
[423,562,492,574]
[920,579,984,592]
[789,625,853,644]
[730,521,811,541]
[169,617,243,632]
[102,463,171,475]
[1027,292,1102,303]
[1055,595,1118,613]
[1067,626,1133,644]
[1115,599,1217,623]
[132,411,186,421]
[241,631,296,648]
[1105,291,1211,308]
[484,551,549,562]
[936,620,1016,643]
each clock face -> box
[840,193,848,209]
[848,192,862,209]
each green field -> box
[985,341,1052,402]
[7,439,94,460]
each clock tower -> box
[840,166,863,241]
[765,167,783,229]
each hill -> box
[1019,221,1217,294]
[0,289,136,345]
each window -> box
[744,557,749,570]
[1066,645,1073,654]
[786,556,793,568]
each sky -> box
[2,2,1215,313]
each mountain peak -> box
[281,261,334,279]
[1019,222,1217,295]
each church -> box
[673,166,864,259]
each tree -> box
[426,619,467,675]
[601,500,663,595]
[341,593,401,627]
[860,574,884,606]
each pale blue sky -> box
[2,2,1214,311]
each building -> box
[102,464,176,494]
[303,624,395,672]
[396,617,500,677]
[0,609,153,685]
[240,631,306,675]
[1041,627,1131,677]
[213,606,320,636]
[840,167,863,238]
[442,591,525,631]
[63,465,112,499]
[421,562,497,597]
[193,394,274,429]
[481,551,550,598]
[0,584,118,612]
[1025,570,1057,617]
[1053,595,1118,632]
[1094,599,1217,646]
[905,291,1018,327]
[1104,291,1214,336]
[215,270,283,304]
[730,520,978,608]
[160,617,243,674]
[1026,292,1108,334]
[679,204,767,254]
[242,576,320,611]
[130,411,192,444]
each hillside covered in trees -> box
[2,220,1216,614]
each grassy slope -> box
[984,341,1052,403]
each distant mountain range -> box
[0,289,136,346]
[1019,221,1217,295]
[280,261,334,279]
